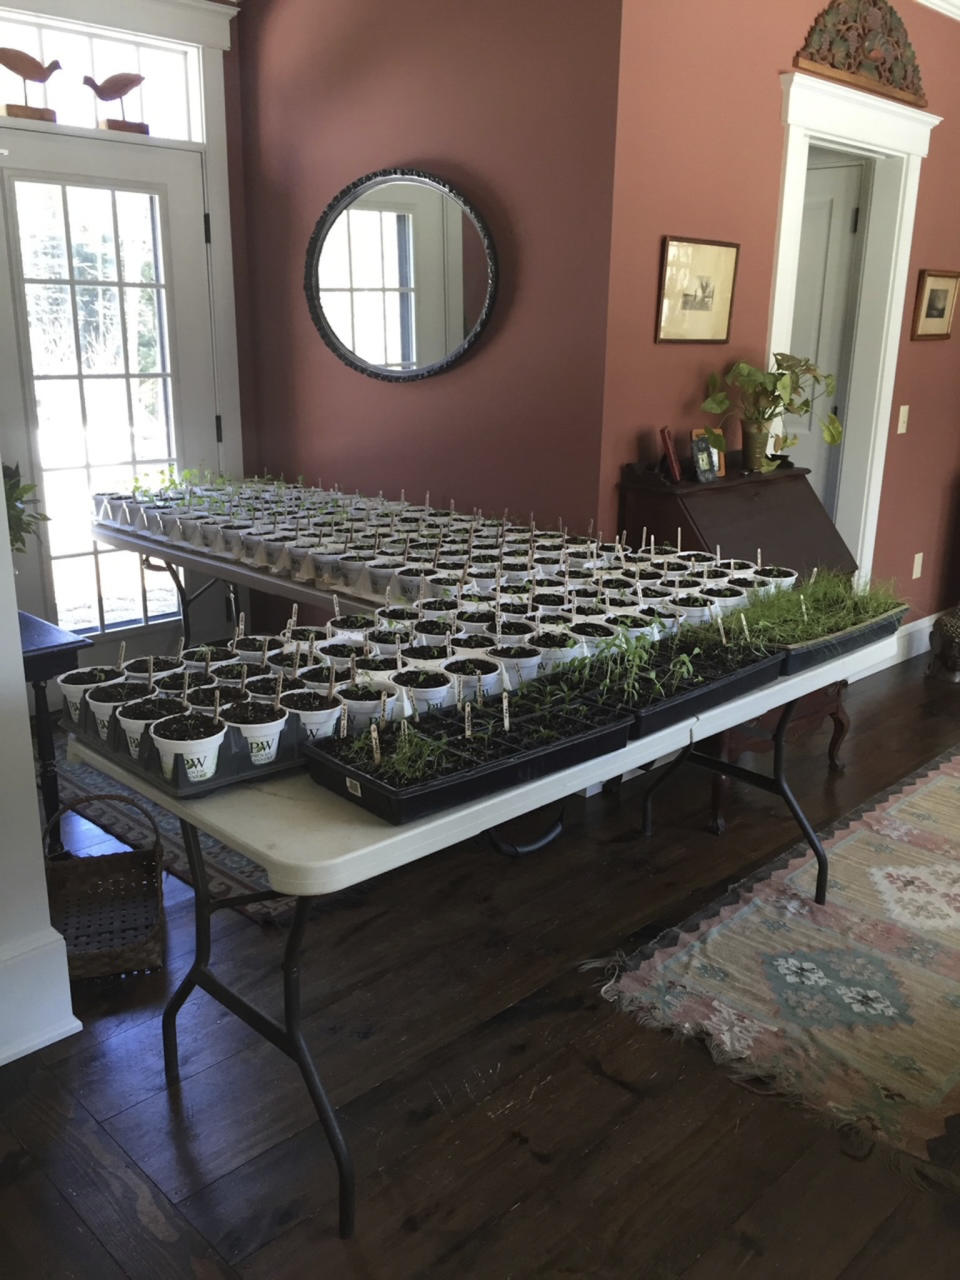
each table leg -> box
[639,743,693,836]
[161,818,356,1237]
[32,678,62,851]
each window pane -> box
[317,214,351,289]
[124,287,165,373]
[90,464,134,497]
[35,379,85,470]
[138,47,188,141]
[52,555,99,631]
[99,552,144,628]
[25,284,77,376]
[116,191,158,284]
[67,187,117,282]
[41,29,96,128]
[382,213,401,289]
[146,567,180,621]
[347,210,383,288]
[385,294,403,366]
[85,379,131,466]
[352,292,386,365]
[77,286,124,374]
[15,182,68,280]
[319,291,353,349]
[43,468,94,558]
[132,378,171,461]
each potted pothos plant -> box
[4,462,48,553]
[701,353,843,473]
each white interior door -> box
[0,126,217,635]
[789,154,865,516]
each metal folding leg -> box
[639,701,831,905]
[161,819,356,1237]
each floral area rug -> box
[55,736,292,924]
[603,748,960,1188]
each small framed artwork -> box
[912,270,960,340]
[659,426,683,484]
[691,427,725,478]
[656,236,740,343]
[690,435,718,483]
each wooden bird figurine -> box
[0,48,61,105]
[83,73,145,120]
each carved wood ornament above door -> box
[795,0,927,107]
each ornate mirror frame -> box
[303,168,498,382]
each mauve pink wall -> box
[598,0,960,615]
[227,0,622,529]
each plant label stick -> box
[332,593,341,618]
[182,672,189,700]
[117,640,126,669]
[214,687,221,721]
[379,691,388,728]
[325,619,333,640]
[349,654,357,683]
[339,703,348,737]
[456,674,463,711]
[204,650,212,678]
[327,664,337,699]
[716,545,721,564]
[464,700,472,738]
[241,664,248,694]
[756,547,762,570]
[238,610,246,639]
[369,722,381,765]
[273,675,282,711]
[800,594,808,624]
[741,612,751,643]
[294,642,303,676]
[291,603,299,628]
[147,655,154,685]
[715,610,727,645]
[502,690,510,732]
[176,635,185,661]
[810,566,818,584]
[676,526,682,554]
[261,637,269,667]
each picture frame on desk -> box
[656,236,739,343]
[691,427,725,477]
[659,426,683,484]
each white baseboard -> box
[852,612,937,682]
[0,928,81,1067]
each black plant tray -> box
[303,713,633,824]
[777,606,908,675]
[590,651,784,739]
[71,698,306,798]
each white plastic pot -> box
[223,708,288,765]
[338,681,399,732]
[280,691,343,742]
[56,667,123,723]
[393,669,453,715]
[485,645,541,686]
[440,658,503,702]
[150,718,227,782]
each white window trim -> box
[0,0,242,477]
[768,72,940,584]
[915,0,960,21]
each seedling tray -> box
[72,699,306,798]
[778,606,908,674]
[303,713,633,824]
[589,651,784,739]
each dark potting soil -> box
[457,610,497,626]
[534,631,577,649]
[573,605,606,617]
[674,595,710,607]
[247,673,306,695]
[221,702,285,725]
[608,615,654,629]
[415,619,457,636]
[704,587,745,599]
[369,629,409,646]
[499,620,535,636]
[152,713,224,741]
[121,696,187,720]
[333,614,376,629]
[421,599,456,613]
[379,607,420,622]
[356,657,399,673]
[533,594,566,608]
[394,669,450,689]
[183,646,235,664]
[283,691,339,712]
[339,684,389,702]
[211,663,249,681]
[452,634,494,649]
[729,577,757,590]
[124,655,183,674]
[489,645,539,659]
[189,686,250,708]
[445,658,498,677]
[402,645,448,661]
[287,627,324,643]
[88,680,153,704]
[764,567,795,578]
[322,643,363,658]
[156,671,215,691]
[570,622,613,638]
[61,666,123,685]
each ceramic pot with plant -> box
[393,667,453,715]
[701,352,843,474]
[150,712,227,782]
[220,700,289,765]
[280,689,343,742]
[337,680,399,732]
[123,654,184,682]
[486,643,541,686]
[568,620,616,655]
[441,656,502,702]
[116,695,187,756]
[56,665,124,721]
[84,679,155,740]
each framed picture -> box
[690,436,718,483]
[912,270,960,340]
[691,427,725,478]
[656,236,740,343]
[659,426,683,484]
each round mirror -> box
[304,169,497,381]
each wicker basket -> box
[44,794,165,980]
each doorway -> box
[788,147,867,517]
[0,125,218,640]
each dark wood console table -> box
[617,461,856,576]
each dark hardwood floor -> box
[4,655,960,1279]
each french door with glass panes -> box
[0,126,218,633]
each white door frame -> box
[768,72,940,582]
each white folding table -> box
[67,634,897,1237]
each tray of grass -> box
[778,606,908,674]
[302,709,632,824]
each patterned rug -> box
[55,737,292,924]
[603,748,960,1189]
